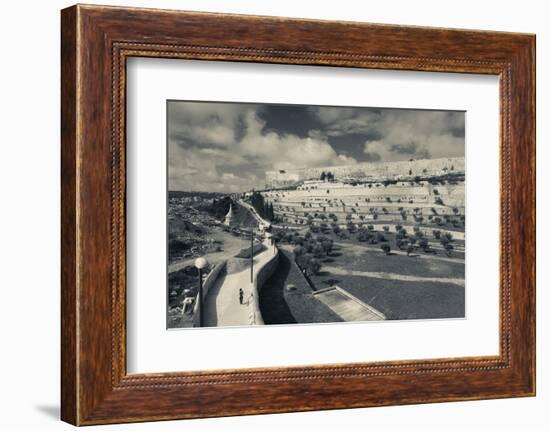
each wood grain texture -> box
[60,5,78,425]
[60,4,536,425]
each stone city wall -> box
[265,157,465,189]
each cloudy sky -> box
[168,101,464,193]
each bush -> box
[312,243,324,258]
[322,239,333,255]
[376,232,387,242]
[419,238,429,250]
[236,243,267,258]
[383,226,390,232]
[309,258,322,275]
[296,253,312,275]
[168,238,192,254]
[380,244,391,255]
[358,230,372,242]
[272,231,283,243]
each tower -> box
[224,203,236,226]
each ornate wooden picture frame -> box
[61,4,535,425]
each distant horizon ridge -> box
[265,155,465,175]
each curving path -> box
[321,265,465,287]
[203,244,276,327]
[237,199,270,226]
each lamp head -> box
[194,257,208,269]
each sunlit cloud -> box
[168,102,464,193]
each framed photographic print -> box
[164,100,465,330]
[61,4,536,425]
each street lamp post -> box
[250,229,254,283]
[194,257,208,327]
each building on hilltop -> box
[265,157,465,189]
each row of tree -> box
[209,196,232,220]
[293,235,334,276]
[249,192,275,221]
[271,230,334,276]
[319,171,335,181]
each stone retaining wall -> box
[247,245,279,325]
[192,261,227,327]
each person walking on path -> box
[239,288,244,305]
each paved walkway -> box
[334,241,464,264]
[237,199,270,226]
[322,265,465,287]
[203,245,275,327]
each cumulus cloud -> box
[168,102,357,192]
[309,106,464,163]
[168,102,464,193]
[362,110,464,162]
[308,106,382,136]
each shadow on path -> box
[203,269,227,327]
[259,251,297,324]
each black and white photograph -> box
[167,101,466,329]
[1,0,542,429]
